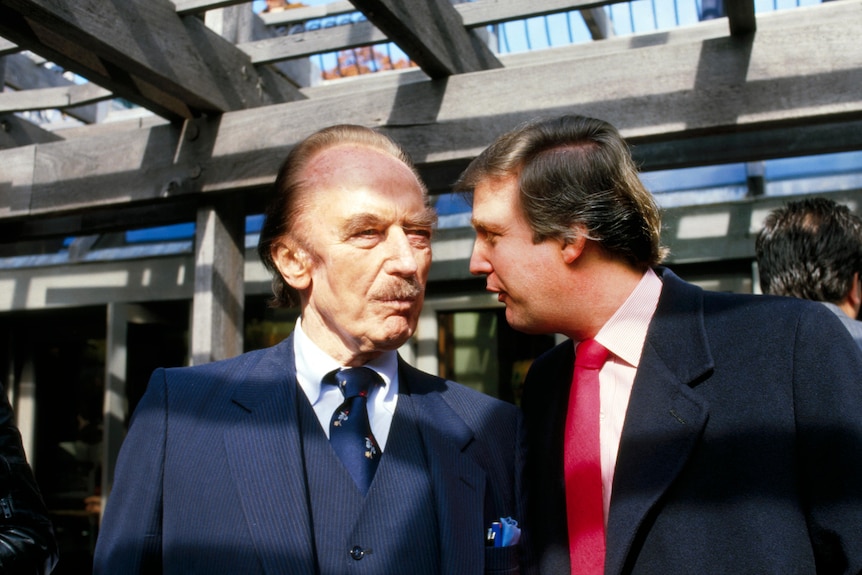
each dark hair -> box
[454,114,667,268]
[257,124,428,307]
[756,197,862,303]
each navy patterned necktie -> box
[325,367,383,493]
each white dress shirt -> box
[292,319,399,450]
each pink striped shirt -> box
[584,267,662,522]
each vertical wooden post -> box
[101,302,129,507]
[191,197,245,365]
[14,357,36,469]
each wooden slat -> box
[239,19,387,64]
[0,197,202,243]
[631,119,862,172]
[257,0,625,29]
[0,0,302,121]
[349,0,502,77]
[0,144,36,217]
[581,7,614,40]
[0,37,18,56]
[171,0,249,15]
[240,0,618,69]
[21,121,187,216]
[3,52,106,124]
[726,0,756,35]
[1,0,859,232]
[259,1,356,26]
[0,83,112,113]
[456,0,622,27]
[0,114,64,149]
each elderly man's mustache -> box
[372,278,424,300]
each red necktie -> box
[565,338,609,574]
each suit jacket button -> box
[350,546,365,560]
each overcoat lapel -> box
[223,336,317,575]
[401,361,486,575]
[605,270,712,575]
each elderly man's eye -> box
[406,228,432,239]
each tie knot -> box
[325,367,382,399]
[575,339,609,370]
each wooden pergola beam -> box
[242,0,619,67]
[3,52,107,124]
[172,0,250,15]
[0,38,18,56]
[258,1,356,26]
[1,0,859,236]
[238,19,388,64]
[456,0,616,27]
[0,0,303,122]
[726,0,756,36]
[0,113,64,149]
[4,116,862,244]
[349,0,502,77]
[0,82,112,114]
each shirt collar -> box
[594,267,663,368]
[293,318,398,405]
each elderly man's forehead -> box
[306,143,406,174]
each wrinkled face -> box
[274,144,435,364]
[469,174,568,334]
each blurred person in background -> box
[756,196,862,349]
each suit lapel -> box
[605,269,712,575]
[400,360,486,575]
[223,335,317,575]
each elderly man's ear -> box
[272,241,313,291]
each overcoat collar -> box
[605,268,713,575]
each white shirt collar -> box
[292,318,399,406]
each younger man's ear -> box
[561,229,588,264]
[272,240,313,291]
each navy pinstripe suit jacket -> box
[94,334,527,574]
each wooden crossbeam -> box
[171,0,250,15]
[0,83,112,113]
[348,0,502,77]
[1,0,859,236]
[239,0,620,70]
[0,0,303,122]
[0,37,18,56]
[726,0,756,35]
[239,19,387,64]
[3,52,106,124]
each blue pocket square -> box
[499,516,520,546]
[486,516,521,547]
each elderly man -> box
[94,124,526,575]
[457,114,862,575]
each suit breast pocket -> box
[484,544,520,574]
